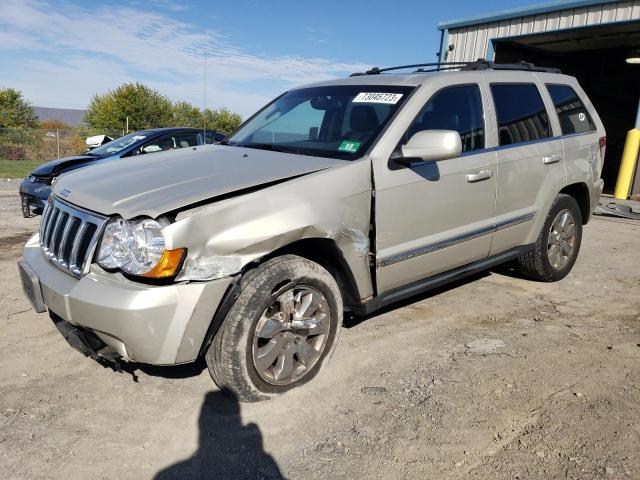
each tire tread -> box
[206,255,342,402]
[515,194,582,282]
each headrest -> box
[349,106,380,132]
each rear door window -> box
[546,84,596,135]
[204,131,223,144]
[171,132,199,148]
[490,84,550,146]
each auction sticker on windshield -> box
[353,92,403,104]
[338,140,362,153]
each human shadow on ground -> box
[154,390,283,480]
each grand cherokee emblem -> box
[60,188,72,199]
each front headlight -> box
[97,217,185,278]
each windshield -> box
[88,131,149,156]
[226,85,413,159]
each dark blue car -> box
[20,127,224,217]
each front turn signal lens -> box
[143,248,187,279]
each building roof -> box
[438,0,621,30]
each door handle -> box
[466,170,493,183]
[543,154,563,164]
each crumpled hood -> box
[52,144,344,218]
[32,154,97,176]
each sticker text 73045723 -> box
[353,92,403,104]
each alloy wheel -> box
[252,286,330,386]
[547,209,577,270]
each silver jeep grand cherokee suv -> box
[19,61,605,402]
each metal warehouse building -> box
[438,0,640,195]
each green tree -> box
[171,102,242,134]
[0,88,39,128]
[203,107,242,134]
[172,101,203,128]
[85,83,173,131]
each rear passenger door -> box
[489,79,566,255]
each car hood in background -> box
[52,145,344,218]
[31,154,99,177]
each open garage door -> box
[493,21,640,194]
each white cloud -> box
[0,0,366,116]
[147,0,192,12]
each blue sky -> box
[0,0,524,117]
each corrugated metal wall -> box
[445,0,640,62]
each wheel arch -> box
[243,237,364,310]
[559,182,590,224]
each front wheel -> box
[206,255,342,402]
[516,194,583,282]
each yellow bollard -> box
[614,128,640,200]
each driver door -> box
[374,83,497,292]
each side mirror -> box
[395,130,462,165]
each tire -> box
[516,194,583,282]
[206,255,343,402]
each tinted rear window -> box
[491,83,550,146]
[546,84,596,135]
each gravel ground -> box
[1,178,639,480]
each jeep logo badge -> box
[60,188,72,199]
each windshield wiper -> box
[241,143,305,155]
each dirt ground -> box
[1,178,639,480]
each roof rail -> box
[461,58,562,73]
[349,58,562,77]
[349,62,469,77]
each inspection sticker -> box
[338,140,362,153]
[353,92,403,104]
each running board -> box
[354,245,533,316]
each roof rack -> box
[349,58,562,77]
[349,62,468,76]
[461,59,562,73]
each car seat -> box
[344,106,380,141]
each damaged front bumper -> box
[51,312,124,368]
[21,234,234,365]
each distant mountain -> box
[34,107,86,126]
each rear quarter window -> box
[490,83,550,146]
[546,84,596,135]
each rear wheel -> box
[516,194,583,282]
[206,255,342,402]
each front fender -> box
[164,159,374,300]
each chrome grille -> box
[39,196,108,278]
